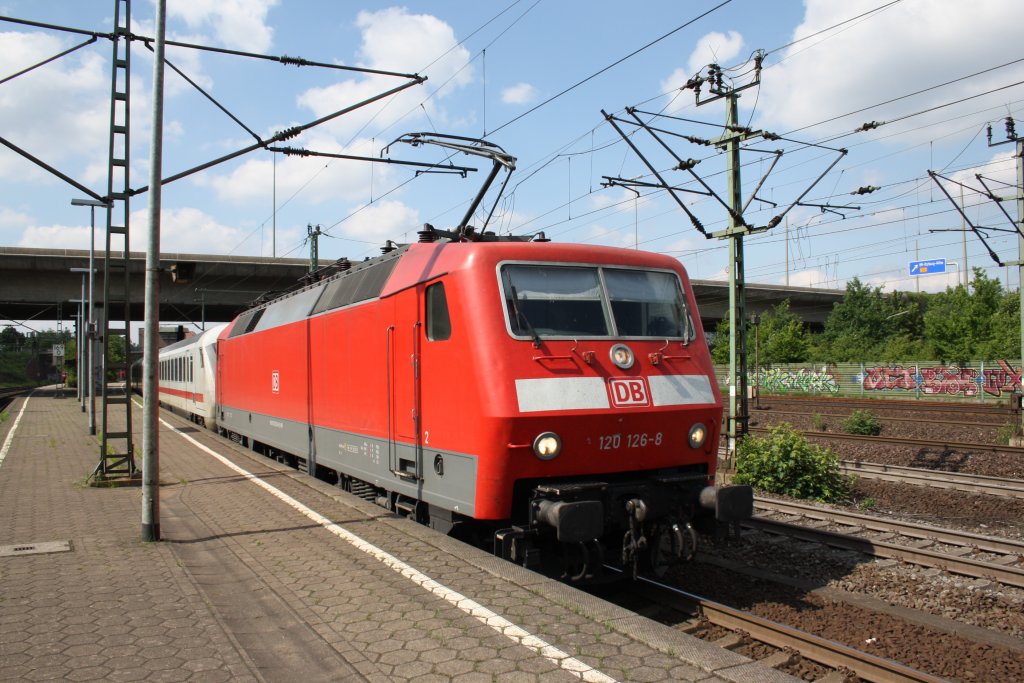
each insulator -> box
[533,232,551,243]
[381,240,396,254]
[335,258,351,272]
[418,223,437,243]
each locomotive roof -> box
[225,238,687,338]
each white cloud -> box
[140,207,259,254]
[334,200,419,243]
[168,0,278,53]
[502,83,539,106]
[18,223,92,250]
[0,207,32,231]
[754,0,1024,140]
[0,31,108,181]
[296,8,473,140]
[15,208,258,255]
[195,134,390,205]
[784,269,833,288]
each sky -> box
[2,0,1024,334]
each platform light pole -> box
[69,269,88,406]
[71,197,110,436]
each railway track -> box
[610,569,948,683]
[756,394,1016,417]
[0,385,32,411]
[750,408,1006,428]
[839,460,1024,499]
[751,497,1024,588]
[750,425,1024,455]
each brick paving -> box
[0,390,799,682]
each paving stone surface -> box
[0,390,800,682]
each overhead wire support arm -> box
[927,170,1005,265]
[622,108,747,227]
[268,145,477,176]
[149,36,424,81]
[144,45,263,144]
[762,147,848,230]
[0,35,99,86]
[601,109,708,236]
[0,14,113,39]
[132,75,427,195]
[0,135,107,202]
[796,201,860,218]
[975,173,1021,232]
[601,176,712,197]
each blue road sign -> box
[909,258,946,275]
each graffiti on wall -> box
[859,360,1022,397]
[753,367,840,394]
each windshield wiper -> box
[505,276,542,348]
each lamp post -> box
[71,197,110,436]
[69,270,87,407]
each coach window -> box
[425,282,451,341]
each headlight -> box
[609,343,634,369]
[688,423,707,449]
[533,432,562,460]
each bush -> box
[842,409,881,436]
[733,423,850,502]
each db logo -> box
[271,371,280,394]
[608,377,650,408]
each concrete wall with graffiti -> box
[715,360,1023,402]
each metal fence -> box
[714,360,1023,405]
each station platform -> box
[0,389,799,683]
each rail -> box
[750,426,1024,455]
[751,497,1024,588]
[839,460,1024,499]
[628,574,950,683]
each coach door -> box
[387,290,423,481]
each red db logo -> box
[608,377,650,408]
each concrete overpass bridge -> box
[0,246,845,331]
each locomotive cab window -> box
[425,282,451,341]
[605,268,690,339]
[502,265,609,337]
[500,263,692,340]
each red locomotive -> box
[160,229,751,580]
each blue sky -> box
[2,0,1023,315]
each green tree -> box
[711,299,810,365]
[754,300,810,364]
[106,334,127,380]
[924,269,1005,362]
[815,278,925,362]
[976,284,1020,360]
[0,326,25,350]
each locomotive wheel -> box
[648,523,686,578]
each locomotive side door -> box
[387,288,423,480]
